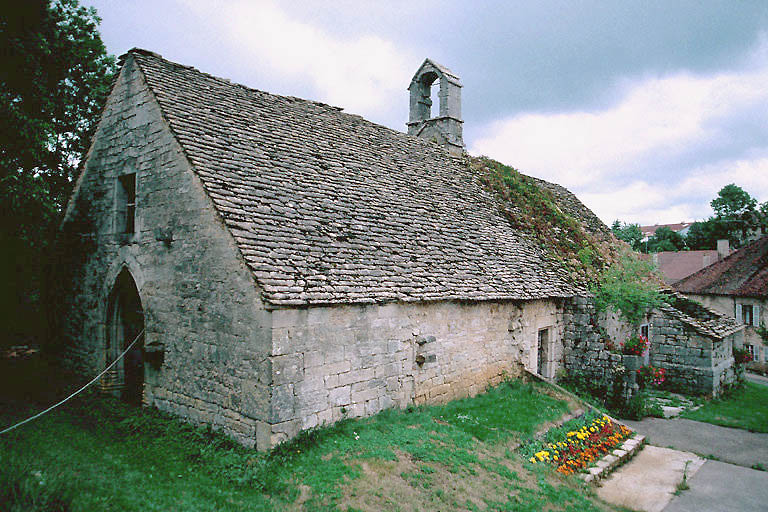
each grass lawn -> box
[0,376,622,511]
[681,381,768,433]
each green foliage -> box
[0,457,75,512]
[687,184,767,250]
[591,252,664,324]
[681,382,768,433]
[611,220,643,251]
[646,226,686,253]
[0,379,584,511]
[711,184,757,218]
[475,157,606,281]
[686,218,731,250]
[0,0,115,348]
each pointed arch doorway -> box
[106,268,145,405]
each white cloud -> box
[470,42,768,224]
[472,65,768,188]
[578,156,768,224]
[177,0,414,122]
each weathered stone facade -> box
[562,295,742,397]
[61,55,272,447]
[646,308,740,396]
[267,299,563,445]
[61,49,743,451]
[562,297,623,384]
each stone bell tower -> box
[407,58,464,156]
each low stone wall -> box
[562,296,622,384]
[267,298,563,446]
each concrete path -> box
[622,417,768,468]
[663,460,768,512]
[597,446,704,512]
[746,372,768,387]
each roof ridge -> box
[124,47,344,112]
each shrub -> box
[592,253,663,324]
[733,347,753,365]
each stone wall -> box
[648,311,736,396]
[60,55,272,447]
[562,297,623,383]
[562,296,736,397]
[267,299,563,445]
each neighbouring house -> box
[641,246,726,285]
[674,235,768,364]
[59,49,739,449]
[640,222,693,243]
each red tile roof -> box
[673,235,768,297]
[640,222,692,237]
[645,250,719,284]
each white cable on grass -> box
[0,329,145,436]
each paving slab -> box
[622,417,768,468]
[597,445,705,512]
[664,460,768,512]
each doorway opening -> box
[107,268,145,405]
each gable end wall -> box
[60,56,272,448]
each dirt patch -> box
[338,441,531,512]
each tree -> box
[611,220,643,251]
[710,184,757,218]
[709,184,761,245]
[646,226,685,253]
[1,0,115,347]
[686,218,730,250]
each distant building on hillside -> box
[640,222,693,243]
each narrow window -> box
[117,173,136,234]
[537,328,550,378]
[742,304,753,326]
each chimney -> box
[717,239,730,260]
[407,58,464,156]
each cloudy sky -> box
[84,0,768,225]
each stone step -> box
[583,433,646,484]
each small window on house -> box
[746,344,756,361]
[742,304,753,326]
[117,173,136,234]
[640,324,649,339]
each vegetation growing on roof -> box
[472,156,609,283]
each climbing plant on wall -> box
[591,251,664,324]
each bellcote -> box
[406,58,464,156]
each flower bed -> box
[520,413,633,475]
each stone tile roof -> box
[127,49,586,306]
[673,235,768,298]
[659,291,743,339]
